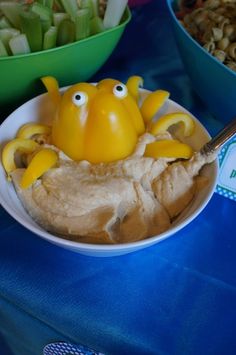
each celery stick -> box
[20,11,43,52]
[37,0,54,9]
[0,2,23,29]
[80,0,94,19]
[0,39,8,57]
[54,0,64,12]
[103,0,128,29]
[91,0,99,17]
[43,26,57,49]
[0,16,12,29]
[41,18,51,33]
[57,19,75,46]
[75,9,90,41]
[31,2,52,23]
[53,12,69,27]
[9,34,31,55]
[90,16,104,35]
[45,0,54,9]
[60,0,79,20]
[0,28,20,53]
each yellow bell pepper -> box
[144,139,193,159]
[20,148,58,189]
[2,138,39,178]
[42,77,145,163]
[17,123,51,139]
[141,90,170,123]
[51,82,98,161]
[126,75,143,102]
[150,112,195,136]
[84,92,138,163]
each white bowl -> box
[0,88,218,257]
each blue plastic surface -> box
[0,1,236,355]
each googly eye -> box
[113,83,128,98]
[72,92,88,106]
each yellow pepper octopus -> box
[2,75,195,189]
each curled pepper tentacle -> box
[126,75,143,102]
[20,148,58,189]
[2,138,39,179]
[41,76,61,107]
[150,112,195,136]
[141,90,170,123]
[144,140,193,159]
[17,123,51,139]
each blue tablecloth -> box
[1,1,236,354]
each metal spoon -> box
[200,118,236,156]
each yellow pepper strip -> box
[2,138,39,179]
[16,123,51,139]
[144,140,193,159]
[141,90,170,123]
[41,76,61,107]
[20,148,58,189]
[150,112,195,136]
[126,75,143,102]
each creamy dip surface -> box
[11,133,215,244]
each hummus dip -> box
[11,133,215,244]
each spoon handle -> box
[200,118,236,156]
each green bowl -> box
[0,8,131,113]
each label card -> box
[216,136,236,201]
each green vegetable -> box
[53,12,69,27]
[0,28,20,53]
[9,33,31,55]
[54,0,64,12]
[0,0,125,57]
[37,0,53,7]
[43,26,57,49]
[20,11,43,52]
[0,38,8,57]
[60,0,79,20]
[57,19,75,46]
[31,2,52,27]
[90,16,104,35]
[103,0,128,29]
[0,16,12,30]
[91,0,99,17]
[0,2,22,29]
[75,9,90,41]
[80,0,94,19]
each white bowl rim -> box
[0,86,219,254]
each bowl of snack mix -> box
[0,0,130,109]
[167,0,236,124]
